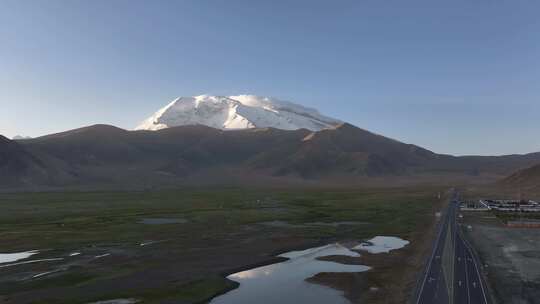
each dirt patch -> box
[308,239,431,304]
[462,212,540,304]
[308,272,370,302]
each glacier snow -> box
[135,95,341,131]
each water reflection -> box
[0,250,39,264]
[353,236,409,254]
[211,244,370,304]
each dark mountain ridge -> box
[0,135,48,186]
[2,123,540,189]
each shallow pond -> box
[0,250,39,264]
[138,218,187,225]
[259,220,366,228]
[87,299,139,304]
[354,236,410,254]
[210,243,370,304]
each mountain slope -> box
[135,95,341,131]
[0,135,50,186]
[4,123,540,189]
[249,123,438,177]
[500,163,540,188]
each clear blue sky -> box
[1,0,539,156]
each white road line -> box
[416,204,449,304]
[461,233,489,304]
[464,243,471,304]
[452,204,457,302]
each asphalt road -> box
[454,217,490,304]
[415,201,450,304]
[416,194,489,304]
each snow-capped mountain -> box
[135,95,341,131]
[12,135,32,140]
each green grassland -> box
[0,186,442,303]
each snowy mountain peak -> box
[12,135,32,140]
[135,95,341,131]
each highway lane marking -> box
[432,269,445,302]
[464,243,471,304]
[415,203,450,304]
[451,201,457,304]
[461,235,489,304]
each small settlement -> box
[460,199,540,228]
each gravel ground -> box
[461,212,540,304]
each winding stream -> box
[211,243,370,304]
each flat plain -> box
[0,186,444,304]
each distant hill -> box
[0,135,49,187]
[500,163,540,189]
[2,123,540,190]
